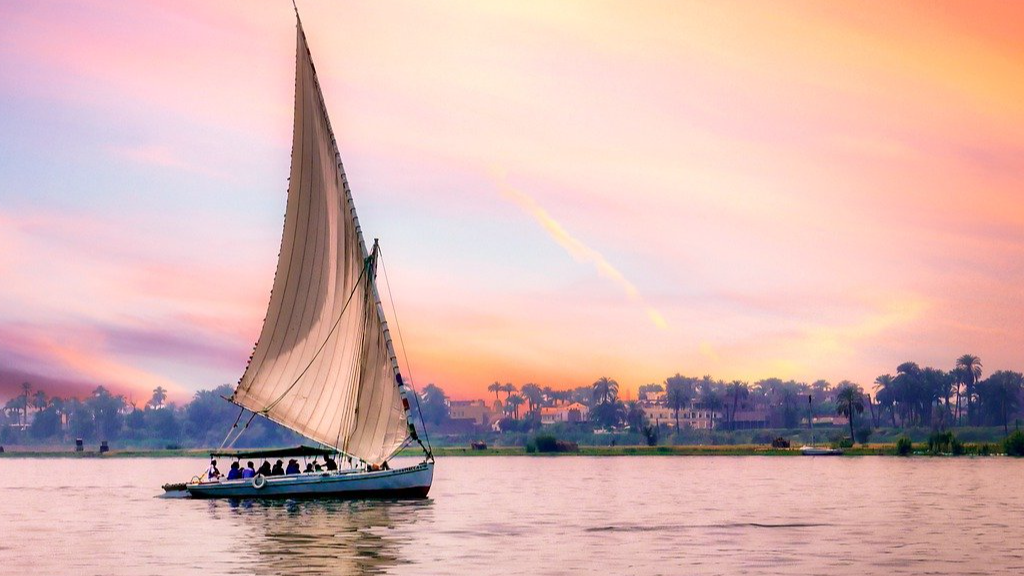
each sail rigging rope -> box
[259,261,368,415]
[217,406,246,450]
[225,412,258,449]
[378,246,434,456]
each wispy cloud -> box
[498,180,668,329]
[106,144,235,181]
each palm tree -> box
[520,383,543,415]
[956,354,982,426]
[541,386,555,406]
[20,381,32,427]
[938,369,956,427]
[700,384,724,430]
[950,366,964,425]
[591,377,619,406]
[835,382,865,444]
[978,371,1023,436]
[664,374,692,430]
[894,362,921,426]
[874,374,897,427]
[488,381,502,402]
[625,401,647,433]
[919,367,949,428]
[726,381,749,430]
[501,383,517,400]
[810,380,832,404]
[506,394,525,420]
[32,390,48,413]
[149,386,167,408]
[665,384,688,430]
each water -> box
[1,456,1021,575]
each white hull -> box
[800,446,843,456]
[182,461,433,499]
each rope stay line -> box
[225,412,258,449]
[378,245,434,458]
[217,406,246,450]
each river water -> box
[1,455,1021,575]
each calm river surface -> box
[1,456,1021,575]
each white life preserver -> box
[252,474,266,489]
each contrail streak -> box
[499,183,668,329]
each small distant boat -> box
[163,5,433,499]
[800,394,843,456]
[799,445,843,456]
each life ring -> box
[252,474,266,489]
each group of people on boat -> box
[205,456,341,481]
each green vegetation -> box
[928,431,955,455]
[1005,429,1024,457]
[527,434,579,453]
[895,436,913,456]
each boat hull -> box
[183,461,433,500]
[800,447,843,456]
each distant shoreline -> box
[0,444,1009,458]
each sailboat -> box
[800,394,842,456]
[164,8,434,499]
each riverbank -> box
[0,443,1010,458]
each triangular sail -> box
[231,20,409,465]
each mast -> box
[368,238,433,460]
[808,394,814,446]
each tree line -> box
[1,383,301,448]
[419,353,1023,443]
[4,353,1020,448]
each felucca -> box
[163,7,433,499]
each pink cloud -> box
[0,322,190,403]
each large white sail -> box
[231,21,409,465]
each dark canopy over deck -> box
[209,445,337,459]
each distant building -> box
[813,415,848,427]
[640,391,667,403]
[540,402,589,425]
[681,406,721,430]
[640,402,727,430]
[449,400,496,428]
[731,409,768,430]
[643,405,676,424]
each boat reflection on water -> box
[205,499,433,575]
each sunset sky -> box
[2,1,1023,403]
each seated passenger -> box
[304,462,314,473]
[207,459,220,480]
[242,461,256,479]
[271,460,284,476]
[324,456,338,471]
[257,461,272,476]
[226,461,242,480]
[285,459,300,475]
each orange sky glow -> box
[1,1,1023,403]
